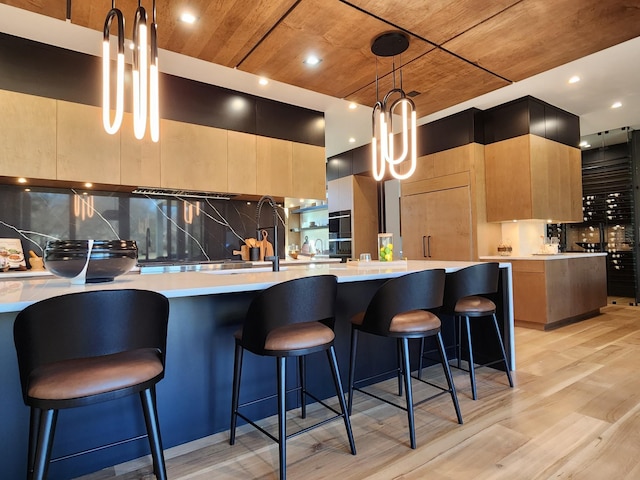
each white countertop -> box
[480,252,608,261]
[0,260,505,314]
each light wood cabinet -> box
[228,130,257,195]
[57,101,121,184]
[509,255,607,330]
[327,175,378,259]
[292,143,326,200]
[401,187,473,260]
[0,90,56,180]
[160,119,228,192]
[256,136,292,198]
[120,113,161,187]
[485,134,582,222]
[400,143,497,260]
[327,175,354,213]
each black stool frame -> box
[13,289,169,480]
[229,275,356,480]
[347,269,463,449]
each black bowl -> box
[44,240,138,283]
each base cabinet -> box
[509,255,607,330]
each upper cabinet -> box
[485,134,582,222]
[160,119,228,192]
[0,90,56,180]
[292,143,326,200]
[483,96,582,223]
[228,130,257,195]
[120,113,161,188]
[256,136,293,198]
[0,89,326,200]
[57,101,121,184]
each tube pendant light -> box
[149,0,160,142]
[102,3,125,135]
[132,3,148,140]
[102,0,159,142]
[371,32,417,181]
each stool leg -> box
[32,408,57,480]
[396,339,403,396]
[456,315,462,369]
[140,387,167,480]
[230,341,244,445]
[347,327,359,416]
[326,346,356,455]
[417,338,425,380]
[492,313,514,388]
[400,338,416,449]
[277,356,287,480]
[436,332,463,424]
[299,356,307,419]
[465,316,477,400]
[27,407,41,479]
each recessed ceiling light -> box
[611,101,622,109]
[180,12,197,24]
[17,177,27,184]
[568,75,580,84]
[84,182,93,188]
[348,102,357,110]
[303,55,322,66]
[258,77,269,86]
[348,137,355,143]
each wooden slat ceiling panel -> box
[2,0,640,116]
[346,0,521,45]
[444,0,640,82]
[2,0,65,19]
[347,49,510,114]
[238,0,434,100]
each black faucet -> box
[256,195,280,272]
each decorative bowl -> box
[44,240,137,283]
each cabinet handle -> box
[422,235,429,258]
[427,235,432,258]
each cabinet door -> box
[160,119,228,192]
[401,187,472,260]
[292,143,326,200]
[228,130,257,195]
[256,136,292,198]
[0,90,56,180]
[57,101,121,184]
[120,112,161,187]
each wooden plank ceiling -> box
[3,0,640,116]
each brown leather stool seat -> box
[347,269,463,449]
[444,263,513,400]
[13,289,169,480]
[229,275,356,480]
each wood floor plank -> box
[75,305,640,480]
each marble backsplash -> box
[0,185,285,266]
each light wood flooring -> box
[78,304,640,480]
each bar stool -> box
[347,269,462,449]
[13,289,170,480]
[229,275,356,480]
[443,262,513,400]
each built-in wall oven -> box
[328,210,352,262]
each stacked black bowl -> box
[44,240,138,283]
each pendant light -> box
[102,2,125,135]
[102,0,159,142]
[371,32,417,181]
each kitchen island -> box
[480,253,607,330]
[0,260,513,479]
